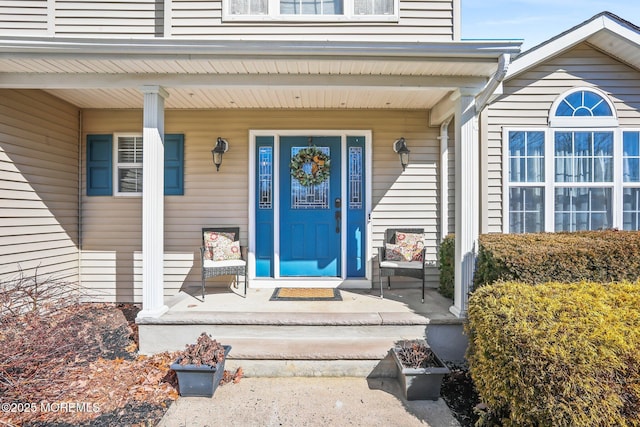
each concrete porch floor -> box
[164,285,457,318]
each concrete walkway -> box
[157,377,460,427]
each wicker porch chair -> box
[200,227,247,299]
[377,228,426,303]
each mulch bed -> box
[0,303,180,427]
[441,363,481,427]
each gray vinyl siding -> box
[0,0,163,37]
[169,0,455,41]
[54,0,164,37]
[0,89,80,285]
[447,119,455,236]
[0,1,50,36]
[0,0,455,41]
[483,42,640,233]
[80,109,442,302]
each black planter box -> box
[392,345,450,401]
[171,345,231,397]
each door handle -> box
[334,211,341,234]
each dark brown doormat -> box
[269,287,342,301]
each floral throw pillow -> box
[394,232,424,262]
[385,243,416,262]
[203,231,241,261]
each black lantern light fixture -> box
[393,137,410,171]
[211,137,229,171]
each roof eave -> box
[0,37,522,62]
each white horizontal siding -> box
[81,108,443,302]
[447,119,455,236]
[54,0,163,37]
[483,43,640,233]
[1,0,454,40]
[169,0,453,41]
[0,0,49,35]
[0,89,80,285]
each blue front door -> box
[279,136,342,276]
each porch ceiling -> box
[41,87,453,110]
[0,38,522,109]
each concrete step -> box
[226,337,394,360]
[138,310,465,377]
[222,337,400,377]
[225,358,397,377]
[145,310,431,326]
[138,311,429,352]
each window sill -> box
[221,13,399,23]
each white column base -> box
[136,304,169,319]
[449,304,466,319]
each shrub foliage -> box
[474,230,640,288]
[438,234,455,299]
[467,281,640,427]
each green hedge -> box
[474,231,640,288]
[467,281,640,427]
[437,234,455,299]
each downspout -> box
[438,117,452,242]
[475,53,510,114]
[473,53,511,236]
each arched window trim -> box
[549,87,618,128]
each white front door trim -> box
[248,129,372,288]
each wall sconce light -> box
[211,137,229,171]
[393,137,410,171]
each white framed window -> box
[549,87,618,128]
[114,134,143,196]
[224,0,397,21]
[553,130,614,231]
[504,88,640,233]
[623,131,640,230]
[505,130,545,233]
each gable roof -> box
[506,11,640,79]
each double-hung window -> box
[553,130,613,231]
[225,0,396,20]
[115,134,143,195]
[507,130,545,233]
[504,88,638,233]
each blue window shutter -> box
[164,134,184,195]
[86,134,113,196]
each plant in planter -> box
[170,332,231,397]
[392,340,450,401]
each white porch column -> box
[451,92,479,318]
[137,85,169,318]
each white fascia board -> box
[0,37,521,62]
[507,14,640,80]
[602,14,640,45]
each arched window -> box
[549,88,618,127]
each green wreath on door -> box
[289,146,331,187]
